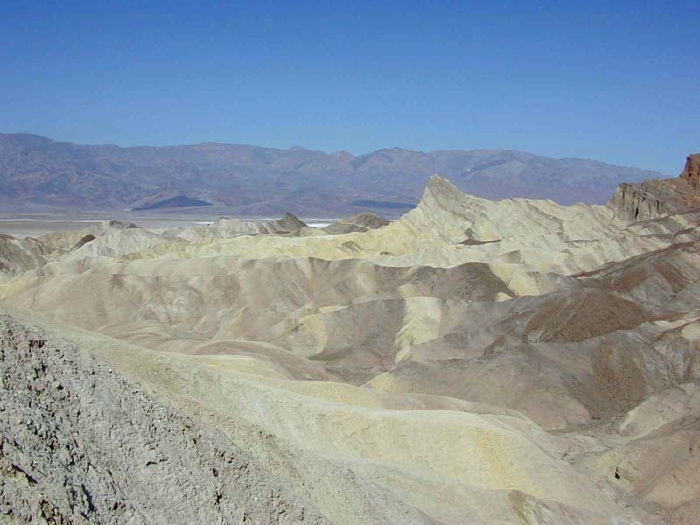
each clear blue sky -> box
[1,1,698,174]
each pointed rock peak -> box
[421,174,465,206]
[426,174,460,195]
[280,212,308,229]
[417,174,488,218]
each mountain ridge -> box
[0,132,663,214]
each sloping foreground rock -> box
[0,314,327,524]
[0,311,657,524]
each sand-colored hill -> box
[3,172,700,523]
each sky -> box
[1,0,698,174]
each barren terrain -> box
[2,163,700,523]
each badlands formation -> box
[2,157,700,524]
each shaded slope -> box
[132,195,212,210]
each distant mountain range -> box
[0,133,663,215]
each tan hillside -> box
[3,167,700,523]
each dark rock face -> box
[608,154,700,221]
[133,195,213,211]
[680,154,700,190]
[609,180,688,221]
[70,234,96,251]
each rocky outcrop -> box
[322,212,390,234]
[609,182,670,221]
[214,213,307,236]
[680,154,700,190]
[273,212,308,233]
[608,154,700,221]
[0,237,47,277]
[176,213,308,242]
